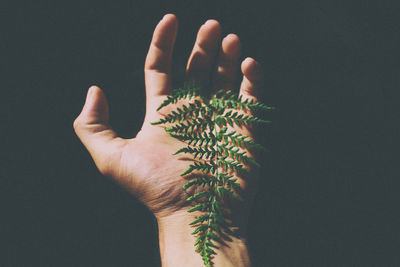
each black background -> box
[2,0,400,266]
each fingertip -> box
[241,57,257,70]
[88,84,100,94]
[82,85,109,123]
[162,13,177,21]
[84,85,97,104]
[86,85,104,102]
[222,33,241,54]
[155,13,177,36]
[204,19,220,27]
[212,33,242,93]
[239,58,263,98]
[195,19,221,48]
[145,15,178,97]
[152,13,178,51]
[241,57,262,82]
[185,18,222,87]
[202,19,222,36]
[224,33,240,43]
[161,13,174,20]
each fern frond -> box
[150,82,273,267]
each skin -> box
[74,14,263,267]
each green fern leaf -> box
[151,82,273,267]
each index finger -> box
[144,14,178,97]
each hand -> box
[73,14,262,267]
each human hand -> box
[73,14,262,267]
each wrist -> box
[156,210,251,267]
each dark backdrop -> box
[2,1,399,266]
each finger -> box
[144,14,178,97]
[185,19,222,89]
[213,33,241,93]
[239,57,262,104]
[237,58,263,138]
[73,86,126,176]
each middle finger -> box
[185,20,222,91]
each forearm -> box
[156,211,251,267]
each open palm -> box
[73,14,263,222]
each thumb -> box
[73,86,126,176]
